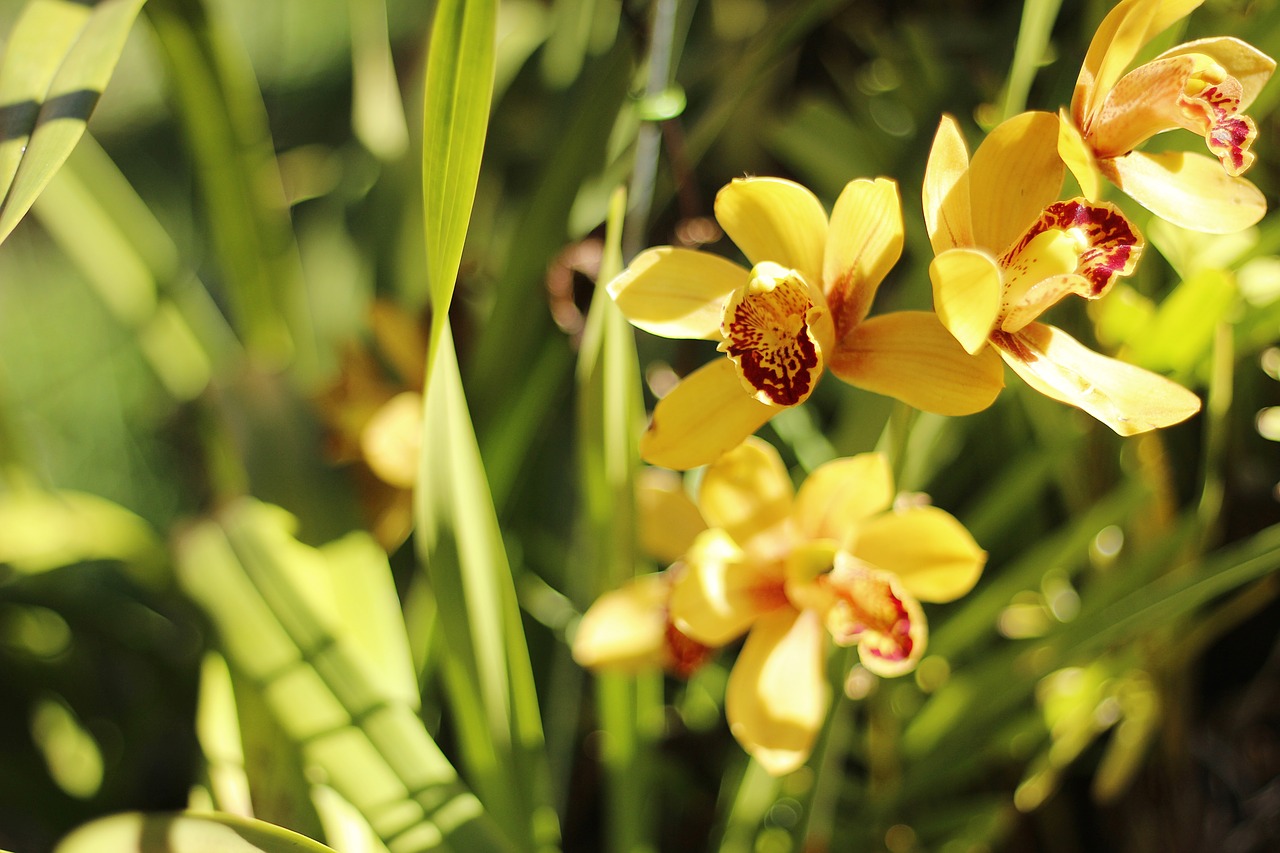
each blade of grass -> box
[415,326,558,853]
[0,0,147,245]
[55,811,338,853]
[1000,0,1064,120]
[421,0,494,360]
[145,0,314,377]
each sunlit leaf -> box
[55,812,337,853]
[0,0,147,245]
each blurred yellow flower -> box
[572,438,986,775]
[925,112,1202,434]
[608,176,1003,470]
[1059,0,1275,232]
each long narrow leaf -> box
[421,0,494,347]
[0,0,147,245]
[414,327,558,852]
[55,811,337,853]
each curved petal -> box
[719,263,825,406]
[851,506,986,604]
[923,114,974,254]
[715,177,828,289]
[699,437,794,546]
[637,468,707,563]
[823,177,903,333]
[725,608,829,776]
[572,575,669,672]
[828,311,1005,416]
[929,248,1002,354]
[1076,0,1203,123]
[669,529,787,647]
[969,112,1064,255]
[822,555,927,678]
[1157,37,1276,109]
[1106,149,1266,233]
[1058,110,1104,200]
[640,358,777,471]
[993,322,1202,434]
[793,453,894,548]
[607,247,747,340]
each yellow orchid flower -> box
[609,177,1004,470]
[572,439,986,776]
[1059,0,1275,233]
[925,112,1202,435]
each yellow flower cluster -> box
[573,0,1273,774]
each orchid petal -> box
[725,608,829,776]
[1106,149,1266,233]
[698,437,794,547]
[607,247,747,340]
[969,111,1065,255]
[823,177,903,333]
[1157,37,1276,109]
[793,453,894,548]
[572,575,669,672]
[669,529,786,647]
[828,311,1004,416]
[852,507,986,604]
[823,556,926,678]
[923,115,974,254]
[637,468,707,563]
[1077,0,1204,123]
[993,322,1202,434]
[639,358,777,471]
[929,248,1002,354]
[715,177,828,289]
[1058,111,1104,201]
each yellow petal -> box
[851,507,986,604]
[969,112,1064,254]
[637,468,707,564]
[1106,150,1266,233]
[823,177,903,332]
[607,247,747,339]
[923,114,974,254]
[828,311,1005,416]
[572,575,669,672]
[715,177,828,289]
[1058,109,1104,201]
[640,358,777,471]
[929,248,1002,354]
[669,529,786,647]
[725,608,829,776]
[698,437,793,546]
[993,322,1202,434]
[1077,0,1203,123]
[793,453,894,548]
[1156,37,1275,110]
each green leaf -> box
[414,326,559,852]
[0,486,163,583]
[176,501,517,852]
[1121,268,1238,379]
[145,0,314,376]
[421,0,495,348]
[55,812,337,853]
[0,0,147,245]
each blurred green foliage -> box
[1,0,1280,851]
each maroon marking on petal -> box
[1180,78,1258,176]
[821,564,915,663]
[722,277,821,406]
[1001,200,1141,296]
[664,619,713,678]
